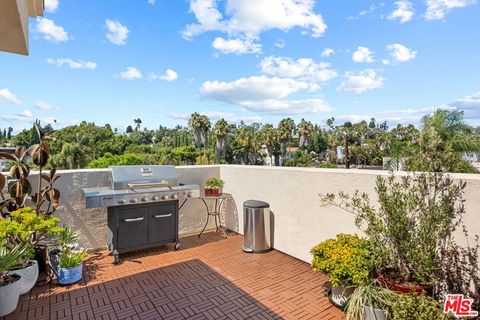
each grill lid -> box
[110,165,179,190]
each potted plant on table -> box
[50,227,87,285]
[311,233,373,308]
[0,207,63,294]
[204,178,224,197]
[0,245,28,317]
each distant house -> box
[462,152,480,163]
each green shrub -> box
[389,293,445,320]
[86,152,144,168]
[205,177,224,189]
[58,250,87,269]
[311,234,372,287]
[0,208,63,266]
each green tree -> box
[277,118,295,160]
[213,119,229,163]
[188,113,211,148]
[298,119,313,149]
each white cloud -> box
[242,98,332,114]
[148,0,155,5]
[35,101,54,110]
[212,37,261,55]
[201,76,317,103]
[183,0,327,52]
[425,0,475,20]
[169,111,262,123]
[337,69,385,94]
[119,67,142,80]
[321,48,335,57]
[150,69,179,81]
[386,43,417,62]
[275,38,286,48]
[46,58,97,69]
[0,88,22,105]
[44,0,59,13]
[35,18,69,43]
[348,5,376,20]
[105,19,129,45]
[18,110,33,118]
[199,75,329,114]
[449,91,480,120]
[388,1,414,23]
[352,46,375,63]
[259,56,337,82]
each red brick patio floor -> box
[2,232,344,320]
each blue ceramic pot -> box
[56,263,83,285]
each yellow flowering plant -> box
[311,233,373,288]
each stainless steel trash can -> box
[243,200,272,253]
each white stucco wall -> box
[220,165,480,263]
[3,165,479,265]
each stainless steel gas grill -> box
[82,165,200,263]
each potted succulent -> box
[204,177,224,197]
[0,207,63,294]
[0,245,27,317]
[50,227,86,285]
[311,234,373,308]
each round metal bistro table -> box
[198,193,231,238]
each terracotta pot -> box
[204,188,221,197]
[377,272,424,294]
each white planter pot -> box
[364,305,389,320]
[8,260,39,295]
[330,285,355,307]
[0,275,21,317]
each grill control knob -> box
[161,195,169,200]
[171,194,178,200]
[118,199,126,205]
[142,197,149,202]
[187,192,193,198]
[152,196,159,201]
[130,198,138,204]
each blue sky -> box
[1,0,479,132]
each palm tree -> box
[261,124,277,165]
[277,118,295,161]
[235,127,251,164]
[213,118,229,163]
[297,119,313,149]
[409,109,480,172]
[134,118,142,131]
[188,113,211,148]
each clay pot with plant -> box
[204,178,224,197]
[50,227,87,285]
[311,234,373,308]
[321,171,469,294]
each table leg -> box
[199,198,210,238]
